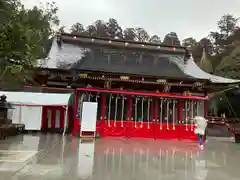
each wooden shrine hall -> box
[31,33,240,140]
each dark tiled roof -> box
[39,37,240,84]
[74,47,192,79]
[40,39,193,80]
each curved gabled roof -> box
[38,36,240,84]
[171,56,240,84]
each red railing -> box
[72,88,208,140]
[77,88,208,100]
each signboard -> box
[81,102,98,132]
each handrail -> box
[206,116,240,134]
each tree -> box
[149,35,161,43]
[182,37,204,62]
[0,0,19,24]
[85,20,108,37]
[198,41,240,79]
[218,14,238,39]
[226,28,240,46]
[209,31,224,55]
[182,37,197,49]
[70,23,85,34]
[58,26,66,33]
[106,18,123,39]
[214,46,240,78]
[135,28,150,42]
[198,38,214,55]
[208,15,239,55]
[0,0,59,86]
[162,32,181,46]
[123,28,136,41]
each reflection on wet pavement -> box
[0,134,240,180]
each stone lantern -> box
[0,94,13,125]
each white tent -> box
[0,91,71,106]
[0,91,71,131]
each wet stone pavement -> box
[0,134,240,180]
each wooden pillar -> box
[60,107,65,129]
[154,98,159,123]
[127,96,133,120]
[204,100,208,118]
[68,105,73,133]
[178,100,183,139]
[101,94,106,134]
[178,100,183,124]
[51,109,56,129]
[41,107,48,129]
[126,95,133,138]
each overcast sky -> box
[22,0,240,41]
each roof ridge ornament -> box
[184,49,191,64]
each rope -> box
[135,98,138,128]
[223,93,240,122]
[141,97,144,128]
[208,87,239,136]
[166,100,169,130]
[114,96,118,127]
[88,93,91,101]
[121,96,125,127]
[185,100,188,131]
[107,95,112,127]
[172,100,175,130]
[78,94,84,120]
[160,99,163,130]
[147,98,150,129]
[196,101,199,116]
[209,86,237,97]
[191,101,194,131]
